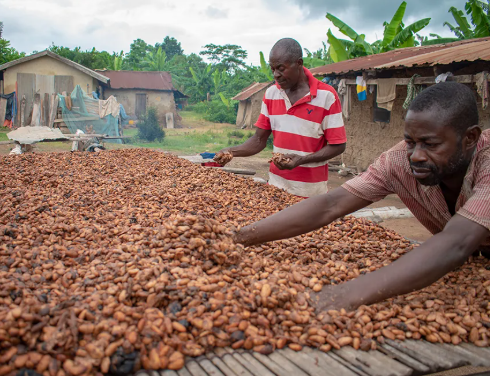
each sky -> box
[0,0,467,66]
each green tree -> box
[155,36,183,60]
[0,22,25,65]
[125,38,153,70]
[200,44,248,72]
[325,1,431,62]
[188,63,213,101]
[111,50,124,71]
[443,0,490,39]
[48,44,112,70]
[137,107,165,142]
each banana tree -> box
[259,51,273,81]
[188,64,213,101]
[325,1,431,62]
[143,47,169,71]
[444,0,490,38]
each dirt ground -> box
[226,156,432,243]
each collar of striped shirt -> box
[274,67,319,100]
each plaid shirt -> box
[343,129,490,243]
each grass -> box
[0,112,272,158]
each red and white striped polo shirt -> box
[255,67,347,197]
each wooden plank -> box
[230,352,275,376]
[160,371,179,376]
[327,352,370,376]
[389,340,466,371]
[186,360,210,376]
[268,351,310,376]
[302,347,360,376]
[210,167,256,176]
[35,74,55,96]
[344,75,483,86]
[205,353,239,376]
[441,344,490,367]
[0,141,16,145]
[31,93,41,126]
[54,75,74,95]
[385,340,441,372]
[48,94,59,128]
[0,97,7,123]
[212,349,253,376]
[251,352,304,376]
[460,343,490,361]
[20,95,26,127]
[280,347,338,376]
[334,347,412,376]
[196,357,225,376]
[43,93,50,128]
[380,343,430,374]
[17,73,35,125]
[177,367,193,376]
[54,116,100,123]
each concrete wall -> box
[3,55,98,94]
[343,83,490,170]
[104,88,177,127]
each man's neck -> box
[286,69,309,94]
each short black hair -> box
[270,38,303,63]
[408,82,479,134]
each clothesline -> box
[342,73,490,86]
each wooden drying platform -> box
[135,340,490,376]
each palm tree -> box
[326,1,431,62]
[443,0,490,39]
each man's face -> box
[404,109,471,186]
[269,50,302,90]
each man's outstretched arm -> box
[236,187,372,246]
[311,214,489,312]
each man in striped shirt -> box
[236,82,490,313]
[215,38,346,197]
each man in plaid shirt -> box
[236,82,490,312]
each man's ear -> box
[463,125,482,150]
[297,58,304,67]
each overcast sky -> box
[1,0,467,66]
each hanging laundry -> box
[475,71,489,110]
[356,76,367,101]
[377,78,397,111]
[403,74,422,110]
[0,92,17,128]
[337,79,350,120]
[99,96,120,118]
[435,72,453,83]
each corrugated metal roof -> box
[102,70,176,91]
[232,81,273,101]
[310,37,490,76]
[0,50,110,84]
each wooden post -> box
[48,94,59,128]
[20,95,26,127]
[44,93,50,127]
[31,93,41,126]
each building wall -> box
[3,55,98,94]
[343,84,490,170]
[104,88,177,127]
[236,87,268,128]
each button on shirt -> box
[255,67,347,197]
[343,129,490,243]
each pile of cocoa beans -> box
[0,149,488,376]
[269,153,291,165]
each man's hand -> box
[273,153,303,170]
[309,284,357,313]
[214,149,233,166]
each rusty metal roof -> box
[232,81,273,101]
[101,70,176,91]
[310,37,490,76]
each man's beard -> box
[409,146,469,186]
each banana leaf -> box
[421,37,460,45]
[382,1,407,47]
[443,21,466,39]
[386,18,431,50]
[448,6,473,38]
[259,51,273,80]
[327,29,348,62]
[326,13,373,55]
[468,0,490,37]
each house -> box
[99,70,187,128]
[310,37,490,170]
[0,50,109,126]
[232,82,273,128]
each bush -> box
[228,130,245,139]
[186,100,237,124]
[137,108,165,142]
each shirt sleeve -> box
[342,151,395,202]
[254,95,271,130]
[321,90,347,145]
[457,151,490,231]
